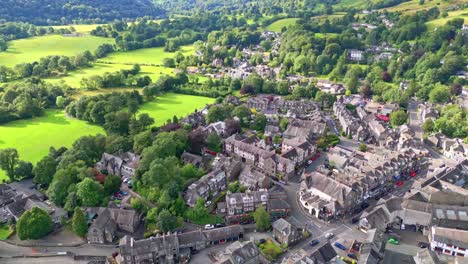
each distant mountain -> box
[0,0,166,25]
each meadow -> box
[46,63,174,88]
[0,110,104,182]
[98,45,194,66]
[427,8,467,29]
[139,93,215,126]
[381,0,466,13]
[266,18,299,32]
[0,35,114,67]
[51,24,104,33]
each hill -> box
[0,0,166,25]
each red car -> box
[410,171,417,177]
[396,181,404,187]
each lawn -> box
[0,109,104,182]
[259,239,284,260]
[99,45,194,66]
[266,18,299,32]
[0,224,13,240]
[0,35,114,67]
[139,93,215,126]
[46,63,174,88]
[51,24,105,33]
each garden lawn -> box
[99,45,194,66]
[0,109,104,182]
[139,93,215,126]
[266,18,299,32]
[0,224,13,240]
[0,35,114,67]
[259,239,284,260]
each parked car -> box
[119,191,128,196]
[347,253,357,259]
[310,239,320,247]
[205,201,212,207]
[418,242,429,248]
[360,202,370,209]
[123,178,130,183]
[400,224,405,230]
[215,223,225,228]
[334,242,347,250]
[351,217,360,224]
[259,239,266,244]
[388,238,400,245]
[325,233,334,239]
[204,224,215,230]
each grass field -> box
[266,18,299,32]
[382,0,466,13]
[51,24,104,33]
[99,45,194,66]
[46,63,174,88]
[0,35,114,67]
[427,8,467,29]
[0,110,104,182]
[0,224,13,240]
[139,93,215,126]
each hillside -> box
[0,0,166,25]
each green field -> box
[0,35,114,67]
[139,93,215,126]
[267,18,299,32]
[46,63,174,88]
[382,0,466,13]
[427,8,467,29]
[51,24,104,33]
[0,110,104,182]
[99,45,194,66]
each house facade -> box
[95,152,141,178]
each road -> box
[0,241,115,258]
[408,100,423,141]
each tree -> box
[16,207,53,240]
[14,161,33,179]
[0,148,19,181]
[186,198,209,222]
[76,178,104,206]
[279,117,289,131]
[429,85,451,104]
[104,175,121,195]
[359,143,368,152]
[252,114,267,131]
[157,209,179,232]
[253,205,271,232]
[206,133,222,153]
[33,156,57,186]
[133,131,153,154]
[232,105,251,126]
[390,110,408,127]
[422,119,435,133]
[72,208,88,237]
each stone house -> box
[213,240,268,264]
[116,226,244,264]
[217,189,290,224]
[238,165,270,191]
[181,151,208,170]
[183,169,227,207]
[95,152,140,178]
[85,207,141,244]
[181,111,206,128]
[272,217,305,247]
[333,102,370,141]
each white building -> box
[430,226,468,257]
[348,49,364,61]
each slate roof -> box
[431,226,468,249]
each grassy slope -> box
[139,93,215,126]
[0,35,114,67]
[266,18,299,32]
[50,24,104,33]
[46,63,174,87]
[427,8,467,29]
[99,45,194,65]
[0,110,104,182]
[382,0,466,13]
